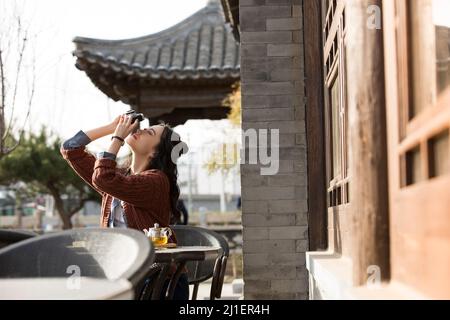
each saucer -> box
[153,242,177,249]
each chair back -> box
[0,228,154,288]
[0,229,37,249]
[171,225,229,284]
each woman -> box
[60,113,189,299]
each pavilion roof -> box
[72,0,240,81]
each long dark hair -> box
[128,122,188,224]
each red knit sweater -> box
[60,145,176,242]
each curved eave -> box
[74,50,240,81]
[72,1,240,82]
[72,2,221,48]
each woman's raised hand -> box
[107,115,122,134]
[113,114,139,139]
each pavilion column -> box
[346,0,390,286]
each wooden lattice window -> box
[323,0,349,208]
[397,0,450,187]
[384,0,450,298]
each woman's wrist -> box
[112,131,125,139]
[106,138,123,156]
[111,135,125,143]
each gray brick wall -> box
[239,0,308,300]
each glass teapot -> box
[144,223,172,246]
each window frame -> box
[395,0,450,187]
[384,0,450,298]
[323,0,349,209]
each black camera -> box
[125,109,145,124]
[125,109,145,134]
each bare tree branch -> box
[0,48,5,154]
[3,17,28,142]
[16,35,36,147]
[0,2,35,158]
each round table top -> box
[154,245,221,263]
[0,277,133,300]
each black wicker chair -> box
[0,228,155,299]
[0,229,38,249]
[171,225,229,300]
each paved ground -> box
[191,281,242,300]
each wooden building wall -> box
[306,0,450,299]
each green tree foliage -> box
[0,127,100,229]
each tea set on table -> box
[143,223,176,249]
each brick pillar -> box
[239,0,308,300]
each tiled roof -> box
[72,0,240,80]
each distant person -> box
[60,113,189,300]
[199,206,208,227]
[237,196,241,210]
[177,199,188,225]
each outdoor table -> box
[150,246,221,300]
[0,277,134,300]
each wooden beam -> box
[304,0,328,251]
[140,86,232,109]
[148,107,230,127]
[346,0,390,285]
[220,0,240,41]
